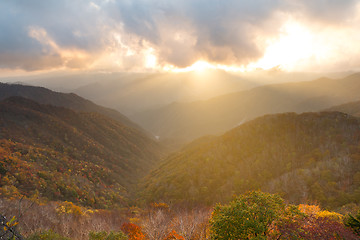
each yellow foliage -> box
[84,209,95,215]
[316,210,343,222]
[0,185,22,199]
[129,217,140,224]
[298,204,344,222]
[56,201,83,216]
[151,202,170,210]
[298,204,320,215]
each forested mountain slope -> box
[0,83,142,132]
[141,111,360,209]
[0,97,162,208]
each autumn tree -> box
[162,230,185,240]
[121,223,146,240]
[275,214,358,239]
[209,191,286,240]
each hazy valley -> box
[133,73,360,144]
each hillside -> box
[0,82,142,132]
[0,97,162,208]
[133,73,360,143]
[140,111,360,209]
[326,100,360,117]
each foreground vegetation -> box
[1,191,359,239]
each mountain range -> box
[132,73,360,143]
[1,73,360,212]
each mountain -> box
[140,111,360,209]
[132,73,360,143]
[11,70,347,116]
[0,82,142,132]
[73,70,258,115]
[326,100,360,117]
[0,97,162,209]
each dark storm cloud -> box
[0,0,359,71]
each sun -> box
[162,21,316,73]
[191,61,214,72]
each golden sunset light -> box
[1,0,360,75]
[2,1,360,239]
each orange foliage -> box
[121,223,146,240]
[150,202,169,211]
[162,230,185,240]
[298,204,320,216]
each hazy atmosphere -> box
[2,1,360,239]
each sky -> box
[1,0,360,76]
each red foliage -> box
[121,222,146,240]
[275,216,358,240]
[162,230,185,240]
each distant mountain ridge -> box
[0,82,143,133]
[73,70,258,115]
[140,111,360,209]
[0,96,162,208]
[132,73,360,143]
[325,100,360,117]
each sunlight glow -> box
[96,12,360,74]
[145,48,157,69]
[163,61,246,73]
[162,20,319,73]
[251,21,314,71]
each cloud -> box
[0,0,359,72]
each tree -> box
[209,191,285,240]
[121,223,146,240]
[345,210,360,236]
[162,230,185,240]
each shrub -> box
[275,215,358,239]
[56,201,83,216]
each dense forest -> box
[141,111,360,210]
[0,97,162,209]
